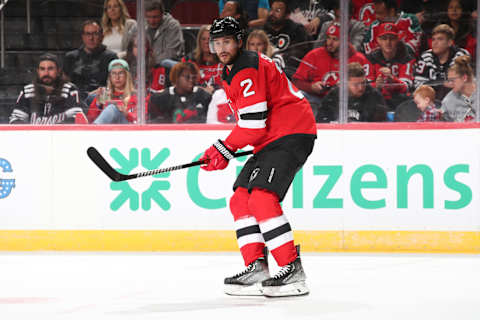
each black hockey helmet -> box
[209,17,244,53]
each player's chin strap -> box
[213,139,235,160]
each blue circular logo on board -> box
[0,158,15,199]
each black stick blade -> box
[87,147,125,182]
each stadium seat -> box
[170,0,218,25]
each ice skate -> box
[261,245,309,297]
[224,256,270,296]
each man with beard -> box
[201,17,316,297]
[292,23,373,116]
[263,0,311,77]
[9,53,86,124]
[63,20,117,102]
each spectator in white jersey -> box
[414,24,470,101]
[9,53,86,124]
[101,0,137,57]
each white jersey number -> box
[240,79,255,97]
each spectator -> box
[145,0,184,66]
[148,62,211,123]
[263,0,311,77]
[101,0,137,57]
[363,0,423,56]
[246,28,274,56]
[414,24,470,101]
[182,25,223,93]
[125,36,167,92]
[87,59,139,124]
[354,0,376,27]
[441,55,476,122]
[293,23,373,113]
[219,1,250,31]
[315,0,366,52]
[438,0,476,58]
[63,20,118,102]
[9,53,85,124]
[367,22,416,110]
[317,62,387,122]
[219,0,270,28]
[413,85,443,122]
[288,0,333,37]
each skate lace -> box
[233,263,254,278]
[273,264,292,279]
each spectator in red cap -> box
[293,23,374,118]
[363,0,423,56]
[366,22,416,110]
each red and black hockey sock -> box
[230,187,265,266]
[248,189,298,267]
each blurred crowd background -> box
[0,0,478,124]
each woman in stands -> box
[87,59,138,124]
[246,29,274,57]
[441,55,476,122]
[148,62,211,123]
[182,25,223,94]
[440,0,476,57]
[101,0,137,57]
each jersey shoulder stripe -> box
[222,50,259,85]
[237,101,268,129]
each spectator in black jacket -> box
[63,20,118,102]
[148,62,211,123]
[317,62,387,122]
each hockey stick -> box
[87,146,253,182]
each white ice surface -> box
[0,252,479,320]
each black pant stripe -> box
[236,225,262,239]
[263,223,292,242]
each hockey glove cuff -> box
[200,140,236,171]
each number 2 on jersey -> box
[240,79,255,97]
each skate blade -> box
[262,281,309,298]
[224,283,263,296]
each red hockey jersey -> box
[367,42,415,100]
[363,13,423,56]
[181,56,224,88]
[292,45,374,97]
[222,51,317,153]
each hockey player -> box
[9,53,85,124]
[414,24,470,101]
[200,17,317,297]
